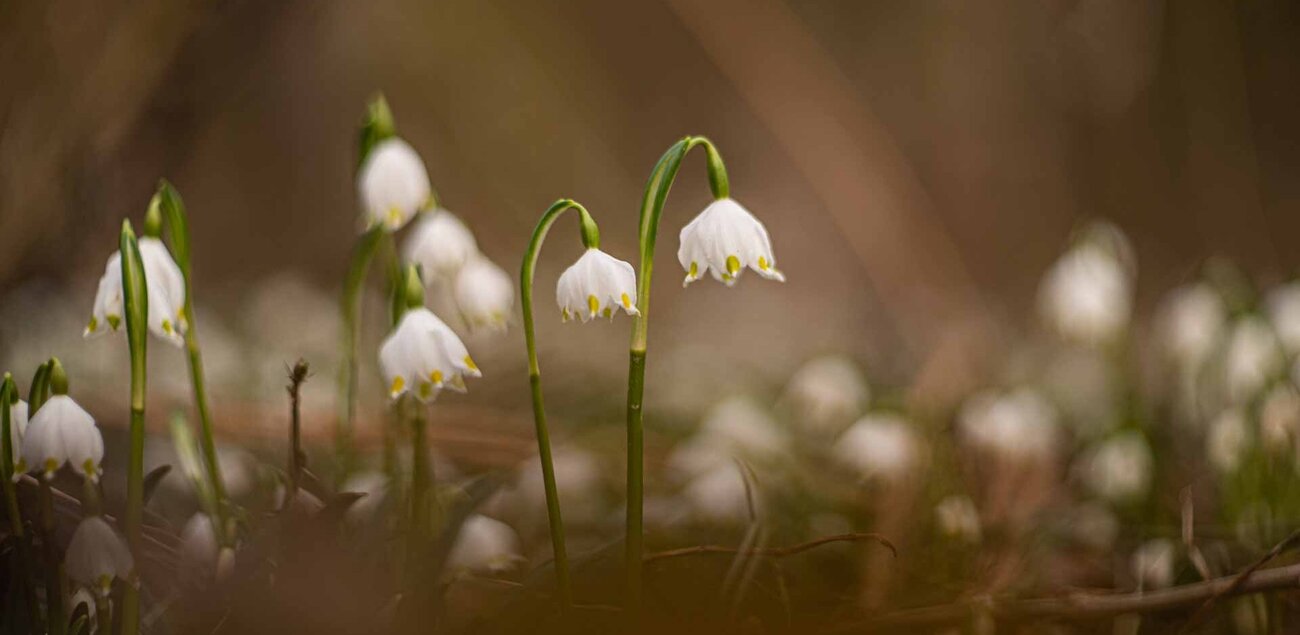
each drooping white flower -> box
[1268,282,1300,356]
[490,447,603,530]
[1208,409,1251,474]
[378,307,480,402]
[1159,283,1227,368]
[453,255,514,331]
[678,198,784,287]
[5,399,27,471]
[1260,383,1300,453]
[683,464,756,524]
[65,516,133,597]
[1038,242,1133,345]
[402,209,479,277]
[832,413,923,482]
[668,397,787,480]
[958,388,1059,462]
[19,395,103,482]
[1224,316,1284,404]
[358,138,431,231]
[555,248,638,322]
[445,515,523,573]
[1081,431,1153,503]
[934,495,981,544]
[782,355,870,435]
[180,512,220,574]
[85,237,187,346]
[1132,538,1177,590]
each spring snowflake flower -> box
[555,248,638,322]
[445,515,523,573]
[180,512,220,573]
[1260,383,1300,453]
[402,209,478,278]
[358,138,431,231]
[1267,282,1300,356]
[341,471,390,525]
[1159,283,1226,368]
[667,397,787,479]
[678,198,784,287]
[958,388,1059,462]
[1038,241,1133,345]
[454,255,514,331]
[379,307,480,402]
[85,237,187,346]
[19,395,103,482]
[65,516,133,597]
[1207,409,1251,474]
[1081,431,1153,503]
[935,496,981,544]
[1224,316,1284,404]
[781,355,870,436]
[5,399,27,471]
[1132,538,1177,590]
[684,464,756,524]
[832,413,923,482]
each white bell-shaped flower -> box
[832,413,924,482]
[1132,538,1177,590]
[358,138,431,231]
[1267,282,1300,356]
[19,395,103,482]
[402,209,478,278]
[85,237,187,346]
[684,464,757,524]
[781,355,870,436]
[934,496,981,544]
[678,198,784,287]
[1159,283,1226,368]
[180,512,220,574]
[454,255,514,331]
[1260,384,1300,453]
[1224,316,1284,404]
[5,399,27,472]
[1080,431,1152,503]
[379,307,480,402]
[555,248,638,322]
[445,515,523,573]
[1207,409,1251,474]
[65,516,133,597]
[958,388,1059,462]
[1038,242,1133,345]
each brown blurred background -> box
[1,0,1299,427]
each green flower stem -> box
[1,375,41,632]
[624,137,729,613]
[38,479,64,635]
[407,398,430,575]
[118,220,149,635]
[520,198,601,614]
[153,181,229,542]
[338,224,385,471]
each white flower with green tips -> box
[556,248,638,322]
[402,209,479,278]
[678,198,784,287]
[19,395,103,482]
[379,307,480,401]
[358,138,431,231]
[85,237,187,346]
[454,255,514,331]
[65,516,133,597]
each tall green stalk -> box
[149,181,229,541]
[520,199,601,615]
[624,137,729,613]
[2,374,41,633]
[118,220,149,635]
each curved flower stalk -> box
[520,198,635,614]
[622,136,782,611]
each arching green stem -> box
[149,181,229,543]
[338,224,385,470]
[520,199,600,615]
[624,136,729,614]
[118,220,149,635]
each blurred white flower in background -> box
[403,209,479,279]
[934,495,981,544]
[1224,316,1283,404]
[832,413,923,482]
[358,138,431,231]
[453,255,514,332]
[66,516,133,596]
[340,470,390,525]
[4,399,27,470]
[1072,502,1120,551]
[20,394,103,482]
[1159,283,1227,369]
[1132,538,1177,590]
[1208,409,1252,474]
[445,515,523,574]
[1038,224,1134,346]
[490,447,603,532]
[678,198,784,287]
[1267,282,1300,356]
[959,388,1059,462]
[85,237,188,346]
[180,512,220,575]
[1081,431,1153,504]
[683,463,756,524]
[781,355,870,436]
[667,397,787,479]
[1260,383,1300,454]
[556,248,639,323]
[378,307,480,401]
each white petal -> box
[358,138,431,231]
[454,256,514,330]
[402,209,478,277]
[65,516,133,594]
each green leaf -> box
[119,220,149,409]
[141,464,172,506]
[169,413,218,521]
[357,93,396,170]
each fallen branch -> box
[1179,527,1300,632]
[645,532,896,564]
